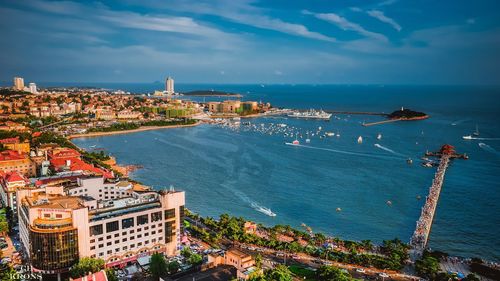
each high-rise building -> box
[13,77,24,91]
[17,177,185,279]
[29,83,38,94]
[165,76,174,94]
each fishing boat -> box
[357,136,363,144]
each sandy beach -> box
[68,121,201,139]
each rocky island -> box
[388,108,429,120]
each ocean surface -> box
[69,84,499,261]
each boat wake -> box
[232,189,276,217]
[451,119,470,126]
[287,143,405,160]
[465,137,500,141]
[251,203,277,217]
[478,143,498,154]
[374,144,406,157]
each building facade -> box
[17,178,185,276]
[165,77,174,95]
[0,150,36,177]
[13,77,24,91]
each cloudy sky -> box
[0,0,499,84]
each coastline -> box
[67,121,201,139]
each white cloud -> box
[128,0,336,42]
[305,11,387,42]
[378,0,398,6]
[367,10,402,31]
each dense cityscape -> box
[0,75,498,281]
[1,0,499,281]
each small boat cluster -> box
[213,119,342,143]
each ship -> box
[463,124,480,139]
[287,109,332,120]
[357,136,363,144]
[252,203,276,217]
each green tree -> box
[255,253,263,269]
[264,265,293,281]
[415,254,440,280]
[149,253,168,279]
[166,260,180,274]
[69,257,105,278]
[105,268,118,281]
[316,266,352,281]
[181,247,192,258]
[187,253,203,266]
[463,273,480,281]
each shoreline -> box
[67,121,201,139]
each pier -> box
[410,145,467,258]
[362,118,402,126]
[324,110,388,116]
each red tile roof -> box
[48,148,81,160]
[0,137,20,144]
[0,150,26,161]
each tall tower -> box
[165,76,174,95]
[29,83,38,94]
[13,77,24,91]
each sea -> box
[59,83,499,261]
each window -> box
[44,214,50,218]
[122,218,134,229]
[123,246,127,250]
[90,239,95,243]
[90,246,95,250]
[164,209,175,219]
[98,237,103,241]
[115,240,119,244]
[137,214,148,225]
[151,211,162,222]
[107,235,111,239]
[106,221,119,233]
[99,244,103,248]
[165,221,175,243]
[107,250,112,254]
[130,244,135,248]
[114,233,119,237]
[107,242,111,246]
[122,232,126,235]
[130,236,135,240]
[137,234,142,238]
[122,238,127,242]
[152,231,156,235]
[90,224,103,236]
[56,214,62,218]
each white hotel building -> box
[16,176,185,277]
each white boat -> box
[357,136,363,144]
[287,109,332,120]
[377,133,382,140]
[252,203,276,217]
[305,138,311,143]
[325,132,335,137]
[463,125,479,139]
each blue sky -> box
[0,0,499,84]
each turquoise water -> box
[72,85,500,261]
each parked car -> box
[356,268,366,273]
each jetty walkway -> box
[410,144,467,258]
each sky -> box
[0,0,499,84]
